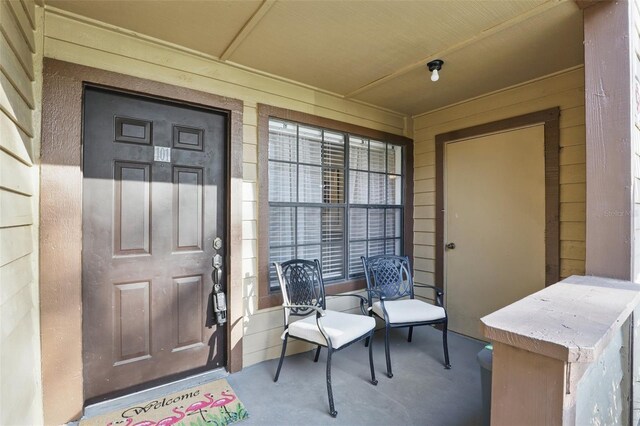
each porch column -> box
[583,1,639,424]
[584,0,633,280]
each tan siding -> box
[412,67,586,285]
[0,189,32,228]
[1,32,34,108]
[7,0,35,52]
[0,0,42,424]
[43,10,408,370]
[0,0,34,79]
[0,113,32,163]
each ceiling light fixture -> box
[427,59,444,82]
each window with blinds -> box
[268,118,404,288]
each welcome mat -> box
[81,379,248,426]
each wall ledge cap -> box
[480,275,640,363]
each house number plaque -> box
[154,146,171,163]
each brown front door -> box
[82,86,227,399]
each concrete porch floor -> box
[227,326,485,425]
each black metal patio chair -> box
[273,259,378,417]
[361,254,451,378]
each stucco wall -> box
[0,0,44,424]
[411,67,586,295]
[574,316,631,425]
[41,7,408,372]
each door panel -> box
[444,125,545,340]
[82,87,227,399]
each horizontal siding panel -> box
[413,256,434,272]
[0,312,37,425]
[414,165,434,181]
[1,32,33,108]
[560,240,586,261]
[413,139,435,155]
[559,106,585,128]
[559,163,586,184]
[19,0,35,30]
[243,339,313,367]
[0,188,31,227]
[413,192,435,206]
[560,222,586,242]
[413,270,434,285]
[422,87,584,141]
[0,0,33,80]
[242,201,256,221]
[413,218,435,233]
[414,178,435,193]
[413,231,435,246]
[243,306,282,337]
[413,245,435,259]
[560,202,585,222]
[414,68,584,130]
[0,112,31,165]
[243,124,257,145]
[415,151,435,167]
[0,150,33,195]
[0,225,32,267]
[0,253,32,305]
[413,205,435,219]
[243,105,257,127]
[7,0,35,53]
[0,71,33,135]
[559,125,586,148]
[243,162,257,182]
[242,143,257,164]
[243,327,284,355]
[413,86,585,144]
[1,282,33,339]
[560,258,585,277]
[414,287,438,300]
[560,183,586,203]
[559,144,585,166]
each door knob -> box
[445,242,456,250]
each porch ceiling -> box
[45,0,584,116]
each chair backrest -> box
[274,259,326,324]
[361,255,414,300]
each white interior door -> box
[444,125,546,340]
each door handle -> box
[445,242,456,250]
[213,266,223,285]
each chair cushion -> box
[372,299,446,324]
[288,310,376,349]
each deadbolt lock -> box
[445,242,456,250]
[213,237,223,250]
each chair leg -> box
[314,345,322,362]
[326,348,337,417]
[384,324,393,378]
[443,320,451,369]
[274,335,288,382]
[368,331,378,385]
[364,312,373,347]
[408,326,413,342]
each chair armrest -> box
[329,293,368,315]
[363,288,387,300]
[413,284,444,306]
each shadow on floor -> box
[227,326,485,425]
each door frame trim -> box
[435,107,560,294]
[40,58,244,424]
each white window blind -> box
[268,118,404,288]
